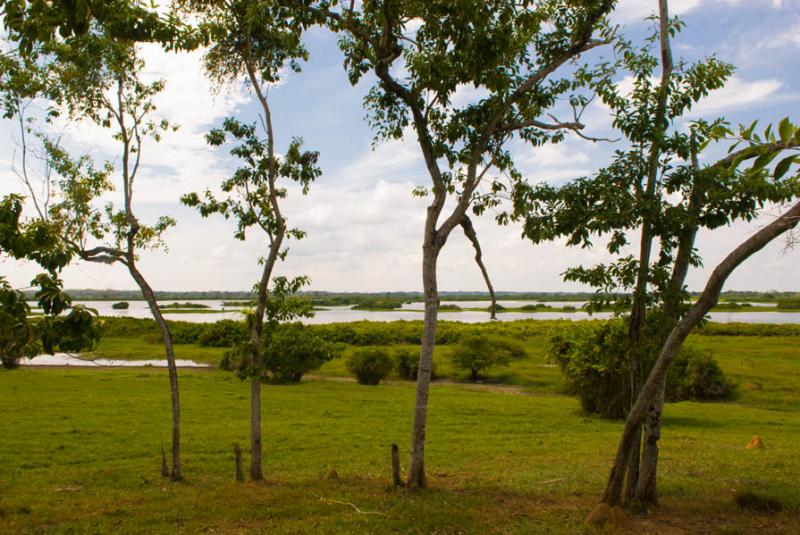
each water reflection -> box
[21,353,209,367]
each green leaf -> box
[778,117,794,145]
[773,155,797,180]
[753,150,779,170]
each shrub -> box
[346,349,394,385]
[111,301,129,310]
[197,320,246,347]
[450,333,526,381]
[666,348,736,402]
[265,323,339,382]
[395,348,436,380]
[547,317,735,419]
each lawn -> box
[1,351,799,533]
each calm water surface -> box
[31,299,799,324]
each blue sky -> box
[1,0,799,293]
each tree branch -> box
[461,215,497,320]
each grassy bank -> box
[1,368,799,533]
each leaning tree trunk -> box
[127,260,182,481]
[599,200,800,509]
[407,240,441,489]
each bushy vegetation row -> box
[100,316,800,350]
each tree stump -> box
[234,443,244,481]
[161,446,169,478]
[391,443,403,487]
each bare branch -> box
[461,215,497,320]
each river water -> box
[30,299,800,324]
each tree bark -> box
[623,0,674,501]
[127,259,182,481]
[407,240,440,489]
[250,376,263,480]
[391,443,403,487]
[461,215,497,320]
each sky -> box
[1,0,799,294]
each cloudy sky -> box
[1,0,799,293]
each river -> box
[31,299,800,324]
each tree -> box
[20,29,186,480]
[263,322,338,382]
[317,0,615,488]
[451,333,525,381]
[512,2,800,508]
[180,0,321,480]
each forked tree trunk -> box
[599,201,800,508]
[407,241,441,489]
[128,261,182,481]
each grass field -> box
[1,324,798,533]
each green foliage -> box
[394,348,437,381]
[451,333,526,381]
[547,319,735,419]
[111,301,129,310]
[346,348,394,385]
[776,296,800,310]
[264,323,339,382]
[160,302,210,309]
[667,348,736,402]
[197,320,246,348]
[695,322,800,337]
[0,195,102,368]
[512,15,800,315]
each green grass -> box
[91,337,227,365]
[5,324,797,533]
[1,368,799,533]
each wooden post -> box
[160,446,169,478]
[391,443,403,487]
[234,443,244,482]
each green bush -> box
[395,348,436,380]
[197,320,246,347]
[111,301,129,310]
[547,318,735,419]
[265,323,339,382]
[667,348,736,402]
[450,333,526,381]
[346,348,394,385]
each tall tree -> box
[317,0,615,487]
[31,31,185,480]
[180,0,321,481]
[512,5,800,509]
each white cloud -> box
[689,76,783,116]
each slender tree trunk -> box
[250,376,263,480]
[127,261,182,481]
[407,240,440,489]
